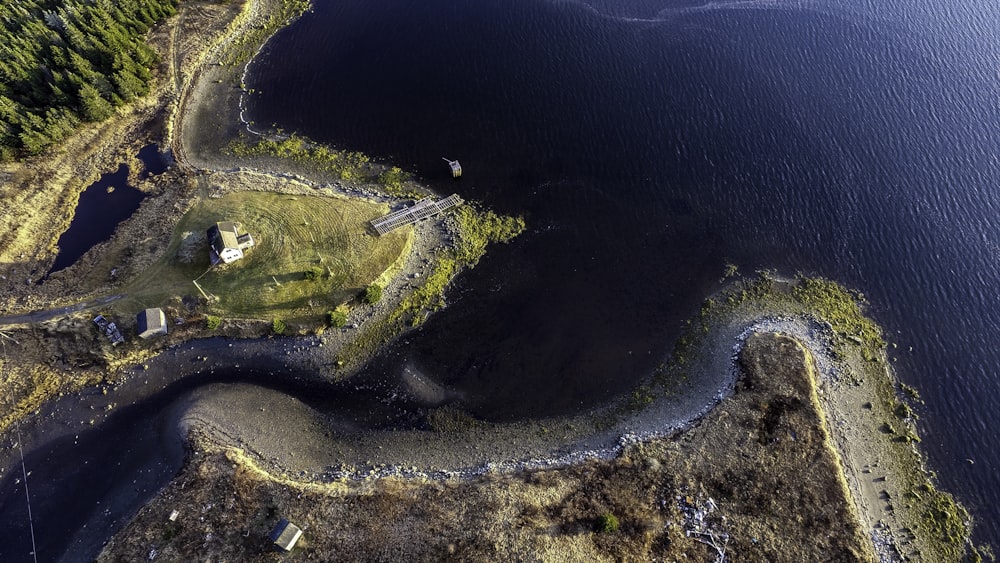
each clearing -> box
[118,191,410,324]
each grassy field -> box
[119,191,410,324]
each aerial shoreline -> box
[0,0,978,560]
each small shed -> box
[269,518,303,552]
[136,308,167,339]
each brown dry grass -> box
[97,333,874,562]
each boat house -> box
[442,157,462,178]
[208,221,255,265]
[269,518,303,552]
[136,308,167,339]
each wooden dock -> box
[371,194,464,235]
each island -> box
[0,0,982,561]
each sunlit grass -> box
[122,191,409,323]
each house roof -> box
[269,519,303,551]
[210,222,242,252]
[137,308,167,338]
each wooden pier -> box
[442,157,462,178]
[371,194,464,235]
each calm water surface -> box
[246,0,1000,543]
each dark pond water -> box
[137,143,168,178]
[243,0,1000,544]
[47,145,166,275]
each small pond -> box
[47,145,167,275]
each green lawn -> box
[122,192,410,323]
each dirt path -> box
[0,295,125,326]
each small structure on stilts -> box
[442,157,462,178]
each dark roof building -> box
[136,308,167,339]
[269,518,303,552]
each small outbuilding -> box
[136,308,167,339]
[208,221,255,265]
[269,518,303,552]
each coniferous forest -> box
[0,0,178,162]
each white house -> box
[208,221,254,265]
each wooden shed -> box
[136,308,167,339]
[269,518,303,552]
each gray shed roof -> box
[210,222,241,252]
[136,308,167,339]
[269,518,303,552]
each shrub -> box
[327,309,348,328]
[304,266,325,281]
[596,512,619,533]
[377,166,411,195]
[205,315,221,330]
[364,283,383,305]
[272,319,286,335]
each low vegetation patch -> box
[363,283,383,305]
[226,134,422,197]
[596,512,620,533]
[227,135,372,182]
[790,277,885,354]
[205,315,222,330]
[326,306,349,328]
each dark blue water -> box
[47,165,145,274]
[48,145,166,275]
[245,0,1000,544]
[137,143,168,178]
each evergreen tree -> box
[0,0,178,158]
[78,82,114,121]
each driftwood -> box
[679,495,729,563]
